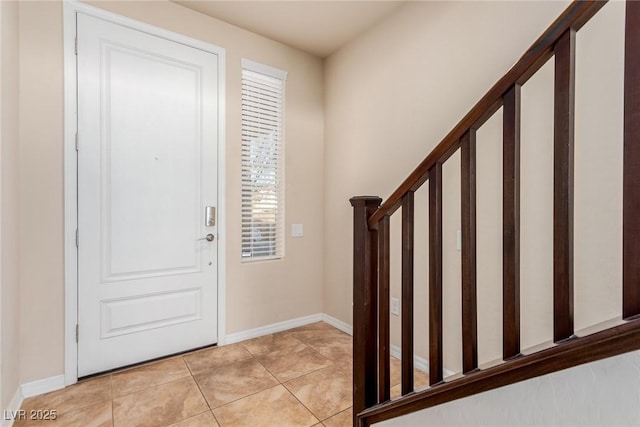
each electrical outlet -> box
[391,298,400,316]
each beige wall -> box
[1,0,21,410]
[324,0,625,372]
[18,0,65,385]
[18,0,324,383]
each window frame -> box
[240,58,287,262]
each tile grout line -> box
[210,383,285,417]
[110,375,193,401]
[275,326,351,423]
[250,342,320,414]
[320,406,352,424]
[280,380,322,424]
[109,358,193,401]
[114,375,206,426]
[209,408,222,427]
[201,354,281,415]
[256,341,336,384]
[259,340,325,425]
[110,375,115,427]
[184,344,254,377]
[117,353,213,426]
[245,342,331,423]
[183,355,215,413]
[253,353,280,381]
[19,378,114,421]
[271,332,351,424]
[179,355,230,427]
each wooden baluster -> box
[429,163,444,385]
[553,29,576,342]
[401,191,415,395]
[461,130,478,373]
[378,215,391,402]
[503,84,521,359]
[624,0,640,320]
[350,196,382,424]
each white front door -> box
[76,13,219,376]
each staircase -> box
[350,1,640,425]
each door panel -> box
[77,13,219,376]
[100,289,202,338]
[104,45,201,278]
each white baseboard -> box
[20,375,65,399]
[224,313,323,344]
[320,315,460,377]
[2,387,23,427]
[224,314,460,377]
[320,314,353,335]
[390,344,456,377]
[224,313,354,346]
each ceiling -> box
[173,1,406,58]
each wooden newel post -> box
[350,196,382,426]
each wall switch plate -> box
[292,224,303,237]
[391,298,400,316]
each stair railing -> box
[351,1,640,426]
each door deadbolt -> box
[205,206,216,227]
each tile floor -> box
[15,322,429,427]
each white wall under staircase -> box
[377,350,640,426]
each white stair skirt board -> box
[390,344,456,377]
[2,387,24,427]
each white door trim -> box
[63,0,226,386]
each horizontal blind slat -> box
[242,92,283,107]
[242,73,283,90]
[242,76,283,90]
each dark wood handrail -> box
[358,319,640,426]
[367,0,606,228]
[351,1,640,426]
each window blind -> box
[241,61,286,261]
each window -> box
[241,59,287,261]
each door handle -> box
[197,234,215,242]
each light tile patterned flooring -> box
[16,322,352,427]
[16,322,430,427]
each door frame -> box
[63,0,227,386]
